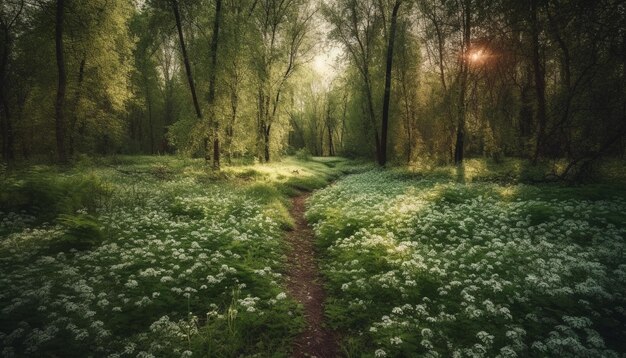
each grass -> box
[2,155,624,357]
[0,155,364,357]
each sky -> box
[311,44,343,84]
[310,12,345,90]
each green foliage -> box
[285,175,328,192]
[55,213,104,251]
[522,203,556,226]
[295,148,312,161]
[234,169,264,181]
[245,183,282,204]
[0,170,110,221]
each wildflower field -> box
[0,156,357,357]
[1,156,625,357]
[307,163,626,357]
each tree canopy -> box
[1,0,624,179]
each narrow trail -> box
[285,193,338,358]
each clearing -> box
[1,157,625,357]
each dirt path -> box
[285,193,338,358]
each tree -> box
[324,0,383,161]
[171,0,202,121]
[55,0,67,163]
[0,0,24,162]
[453,0,472,165]
[251,0,313,162]
[530,0,546,163]
[379,0,403,165]
[207,0,223,169]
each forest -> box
[0,0,625,357]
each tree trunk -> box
[0,1,22,162]
[400,65,414,163]
[0,29,14,162]
[55,0,67,163]
[225,89,238,164]
[0,94,13,162]
[206,0,223,169]
[454,0,471,166]
[340,93,347,151]
[546,8,572,157]
[225,123,234,164]
[327,124,334,156]
[530,0,547,163]
[69,56,86,156]
[264,124,271,162]
[172,0,202,120]
[364,73,380,161]
[146,83,155,154]
[380,0,402,166]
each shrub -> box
[295,148,312,161]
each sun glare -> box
[468,49,484,63]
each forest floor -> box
[0,155,366,357]
[306,162,626,357]
[285,193,338,358]
[1,156,625,357]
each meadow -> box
[0,156,625,357]
[307,160,626,357]
[0,156,361,357]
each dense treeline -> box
[1,0,624,176]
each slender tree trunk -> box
[364,74,380,159]
[0,30,14,162]
[264,124,271,162]
[69,56,86,156]
[55,0,67,163]
[453,111,466,164]
[400,63,414,163]
[163,80,175,152]
[429,12,447,92]
[340,93,347,151]
[145,81,155,154]
[172,0,202,120]
[327,124,334,156]
[172,0,208,159]
[17,94,26,158]
[546,9,572,157]
[225,123,234,164]
[0,1,22,162]
[380,0,402,166]
[318,127,323,157]
[531,0,546,163]
[225,89,238,164]
[256,88,264,161]
[0,95,13,162]
[207,0,223,169]
[454,0,471,166]
[519,64,534,140]
[402,86,413,163]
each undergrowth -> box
[0,155,362,357]
[308,168,626,357]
